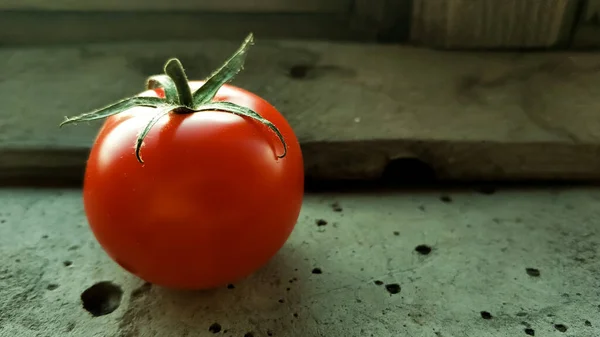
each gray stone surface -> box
[1,187,599,336]
[2,41,600,182]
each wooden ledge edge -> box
[1,139,600,187]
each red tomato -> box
[82,80,304,289]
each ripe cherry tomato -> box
[83,80,303,289]
[64,34,304,289]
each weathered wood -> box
[0,0,350,13]
[350,0,412,42]
[0,11,372,46]
[572,0,600,48]
[2,40,600,183]
[411,0,580,49]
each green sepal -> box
[191,101,287,158]
[192,33,254,106]
[146,75,178,104]
[59,96,164,127]
[59,32,289,165]
[135,107,175,163]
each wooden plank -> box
[581,0,600,20]
[350,0,412,42]
[0,11,372,46]
[411,0,580,49]
[0,0,351,13]
[2,40,600,183]
[572,0,600,48]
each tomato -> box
[63,34,304,289]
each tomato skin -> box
[83,81,304,289]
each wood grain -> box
[572,0,600,48]
[0,0,351,13]
[411,0,579,49]
[350,0,412,42]
[0,11,371,46]
[2,40,600,183]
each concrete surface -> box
[0,187,599,337]
[3,41,600,183]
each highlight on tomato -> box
[60,33,304,289]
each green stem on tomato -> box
[163,59,194,108]
[59,32,288,164]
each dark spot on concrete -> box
[476,186,497,195]
[440,195,452,203]
[42,235,48,239]
[0,219,5,223]
[81,281,123,317]
[382,158,437,184]
[47,283,59,291]
[385,283,401,294]
[286,63,356,80]
[418,205,426,211]
[63,260,73,267]
[393,231,400,236]
[208,323,222,333]
[131,282,152,299]
[316,219,327,226]
[526,268,540,277]
[554,324,567,332]
[480,311,493,319]
[15,259,20,263]
[374,280,384,286]
[66,322,76,332]
[227,284,235,289]
[286,287,291,291]
[521,321,531,327]
[516,312,528,317]
[244,333,254,337]
[278,299,285,303]
[312,268,322,274]
[68,245,80,251]
[415,244,432,255]
[524,328,535,336]
[331,202,343,212]
[289,64,310,78]
[356,299,362,303]
[585,320,592,326]
[293,313,299,318]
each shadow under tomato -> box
[118,245,313,337]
